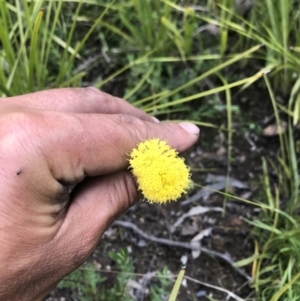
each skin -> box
[0,87,199,301]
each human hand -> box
[0,87,199,301]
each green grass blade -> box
[124,64,154,100]
[0,82,12,96]
[56,0,83,85]
[153,44,263,105]
[28,9,44,91]
[144,72,263,112]
[168,268,185,301]
[95,49,156,88]
[270,272,300,301]
[42,0,63,84]
[58,0,116,86]
[98,20,135,44]
[60,71,86,87]
[132,90,170,107]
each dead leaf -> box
[263,121,287,136]
[206,24,219,35]
[191,228,212,242]
[190,228,213,259]
[171,206,223,232]
[180,221,199,236]
[191,241,201,259]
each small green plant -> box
[100,248,135,301]
[150,266,173,301]
[58,262,106,301]
[58,248,175,301]
[58,248,135,301]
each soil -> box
[45,85,284,301]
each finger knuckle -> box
[60,87,102,106]
[0,111,42,157]
[84,87,117,111]
[84,86,101,95]
[83,86,103,102]
[117,114,147,140]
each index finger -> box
[3,87,155,123]
[37,112,199,184]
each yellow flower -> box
[129,139,190,203]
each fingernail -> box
[152,116,160,123]
[179,122,200,135]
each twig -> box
[112,220,252,281]
[184,275,246,301]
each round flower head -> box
[129,139,190,203]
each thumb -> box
[54,171,138,264]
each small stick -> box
[112,220,251,281]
